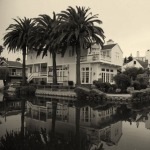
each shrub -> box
[127,87,134,93]
[18,85,36,95]
[68,81,74,87]
[93,80,111,92]
[40,80,46,85]
[140,83,147,89]
[132,80,141,90]
[116,88,121,93]
[74,86,90,99]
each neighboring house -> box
[0,58,23,83]
[27,39,123,85]
[122,58,149,71]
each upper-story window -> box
[134,61,136,64]
[69,49,74,57]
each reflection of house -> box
[26,100,122,146]
[145,112,150,129]
[0,59,23,83]
[27,39,123,85]
[99,121,122,145]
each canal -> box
[0,93,150,150]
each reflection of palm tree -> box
[51,100,57,137]
[0,45,4,56]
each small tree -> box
[114,74,131,92]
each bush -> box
[40,80,46,85]
[116,88,121,93]
[132,80,141,90]
[140,83,147,89]
[93,80,111,93]
[74,86,90,99]
[68,81,74,87]
[126,87,134,93]
[18,85,36,95]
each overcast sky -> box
[0,0,150,61]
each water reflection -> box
[1,94,150,149]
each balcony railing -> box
[48,76,68,82]
[80,54,111,62]
[10,72,22,76]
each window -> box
[110,74,114,83]
[134,61,136,64]
[81,67,90,84]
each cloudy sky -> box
[0,0,150,60]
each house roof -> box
[102,44,116,50]
[7,61,22,68]
[136,59,148,68]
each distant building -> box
[122,58,149,71]
[0,58,23,83]
[123,50,150,71]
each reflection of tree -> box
[51,100,58,137]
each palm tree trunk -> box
[22,47,26,86]
[52,51,57,85]
[51,101,57,137]
[75,107,80,150]
[76,45,81,86]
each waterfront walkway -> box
[35,89,132,100]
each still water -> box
[0,94,150,150]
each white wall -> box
[122,59,143,71]
[111,45,123,67]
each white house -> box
[122,58,149,71]
[26,39,123,85]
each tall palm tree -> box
[0,45,4,56]
[3,17,36,85]
[29,13,59,85]
[57,6,105,85]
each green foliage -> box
[93,80,111,92]
[3,17,36,85]
[113,74,131,91]
[0,67,9,79]
[57,6,105,85]
[17,85,36,95]
[132,80,141,90]
[126,87,134,93]
[136,73,149,85]
[123,67,144,81]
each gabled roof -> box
[7,61,22,68]
[102,44,116,50]
[136,59,148,68]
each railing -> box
[35,84,73,92]
[80,54,111,62]
[10,72,22,76]
[40,71,47,76]
[48,76,68,83]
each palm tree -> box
[3,17,36,85]
[57,6,105,85]
[29,13,59,85]
[0,45,4,56]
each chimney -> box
[107,39,114,45]
[137,51,139,58]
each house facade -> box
[27,39,123,85]
[122,58,149,71]
[0,58,22,83]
